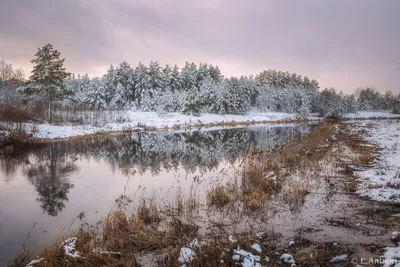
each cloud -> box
[0,0,399,92]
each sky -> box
[0,0,399,93]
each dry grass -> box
[103,211,167,253]
[242,190,270,210]
[240,122,338,211]
[137,199,161,230]
[281,179,310,211]
[207,185,232,208]
[0,122,42,153]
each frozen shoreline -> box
[3,110,400,140]
[22,111,313,139]
[354,119,400,203]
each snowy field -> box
[4,110,400,140]
[343,110,400,119]
[354,119,400,203]
[24,111,313,139]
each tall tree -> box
[21,44,70,121]
[0,59,14,101]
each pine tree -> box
[208,65,223,83]
[88,77,105,110]
[170,64,182,92]
[115,61,135,105]
[102,65,120,108]
[133,62,148,107]
[21,44,71,121]
[75,74,91,104]
[180,62,198,91]
[141,61,166,111]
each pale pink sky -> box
[1,0,399,93]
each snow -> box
[178,239,199,266]
[233,248,262,267]
[330,255,348,262]
[344,111,400,119]
[5,110,399,140]
[26,258,44,267]
[381,246,400,267]
[9,110,399,140]
[228,235,237,244]
[354,120,400,203]
[178,247,195,265]
[280,253,296,265]
[24,111,313,139]
[60,237,80,258]
[251,243,262,254]
[256,232,265,239]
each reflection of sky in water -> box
[0,125,314,265]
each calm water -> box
[0,124,314,264]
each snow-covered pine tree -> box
[196,63,210,88]
[342,94,358,113]
[141,61,166,111]
[115,61,135,105]
[197,77,218,113]
[315,88,344,117]
[21,43,71,121]
[170,64,182,92]
[180,62,198,92]
[181,85,203,115]
[239,76,259,106]
[133,62,148,107]
[63,74,82,103]
[87,77,105,110]
[208,65,223,83]
[356,87,381,110]
[102,65,119,109]
[76,74,91,104]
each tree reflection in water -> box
[23,147,78,216]
[0,125,315,217]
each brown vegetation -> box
[0,104,38,123]
[0,123,41,154]
[207,185,232,208]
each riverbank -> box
[1,111,400,142]
[12,120,400,266]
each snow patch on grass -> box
[233,247,263,267]
[344,111,400,119]
[21,111,310,139]
[251,243,262,254]
[280,253,296,265]
[178,247,195,266]
[330,254,348,262]
[26,258,44,267]
[60,237,80,258]
[381,246,400,267]
[354,120,400,203]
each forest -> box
[1,44,399,121]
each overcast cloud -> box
[0,0,399,92]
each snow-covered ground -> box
[355,120,400,203]
[25,111,313,139]
[3,110,400,140]
[344,110,400,119]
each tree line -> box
[3,44,400,120]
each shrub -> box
[0,104,36,122]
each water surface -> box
[0,124,313,264]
